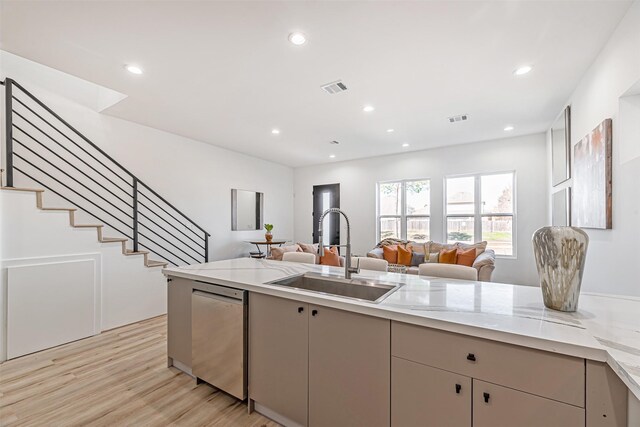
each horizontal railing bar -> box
[13,166,135,242]
[137,243,178,267]
[137,211,205,261]
[137,180,210,236]
[137,191,206,241]
[13,152,135,230]
[8,77,211,245]
[10,79,136,180]
[12,110,133,198]
[14,139,134,221]
[14,125,135,210]
[12,96,133,189]
[137,198,206,249]
[138,231,191,265]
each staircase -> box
[1,78,211,268]
[1,186,168,267]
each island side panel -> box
[586,360,628,427]
[167,277,193,371]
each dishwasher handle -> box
[192,290,243,304]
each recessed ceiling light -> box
[329,154,336,159]
[514,65,532,76]
[288,32,307,45]
[504,125,514,131]
[402,143,410,148]
[387,128,395,133]
[271,129,280,134]
[363,105,375,112]
[125,65,143,75]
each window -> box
[377,179,430,242]
[445,172,515,256]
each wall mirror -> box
[551,105,571,186]
[231,189,263,231]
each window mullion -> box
[475,175,482,243]
[401,181,407,240]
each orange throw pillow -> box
[320,247,341,267]
[439,248,457,264]
[456,247,476,267]
[397,246,413,266]
[382,245,399,264]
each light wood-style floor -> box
[0,315,278,426]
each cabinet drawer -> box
[392,357,471,427]
[473,380,585,427]
[392,321,585,407]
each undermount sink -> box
[267,272,403,303]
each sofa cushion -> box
[271,244,301,261]
[456,241,488,256]
[367,247,384,259]
[426,241,457,254]
[406,242,426,254]
[298,242,318,254]
[410,252,425,267]
[397,246,413,266]
[427,253,439,263]
[473,249,495,269]
[439,248,457,264]
[383,245,399,264]
[456,247,476,267]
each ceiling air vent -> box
[321,80,348,94]
[448,114,469,123]
[329,140,340,145]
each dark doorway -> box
[312,184,340,245]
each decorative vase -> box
[532,226,589,312]
[265,232,272,242]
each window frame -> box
[443,171,517,259]
[376,178,431,243]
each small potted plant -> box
[264,224,274,242]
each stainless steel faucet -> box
[317,208,360,279]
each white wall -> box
[294,133,547,286]
[0,190,167,361]
[1,58,295,261]
[547,1,640,297]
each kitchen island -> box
[164,257,640,427]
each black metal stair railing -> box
[1,78,210,266]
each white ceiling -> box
[0,1,632,167]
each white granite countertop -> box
[164,258,640,400]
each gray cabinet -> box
[167,277,193,368]
[309,304,390,427]
[473,380,584,427]
[392,357,471,427]
[249,294,391,427]
[249,293,309,426]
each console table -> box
[248,240,287,258]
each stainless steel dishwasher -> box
[191,283,247,400]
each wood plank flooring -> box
[0,315,278,426]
